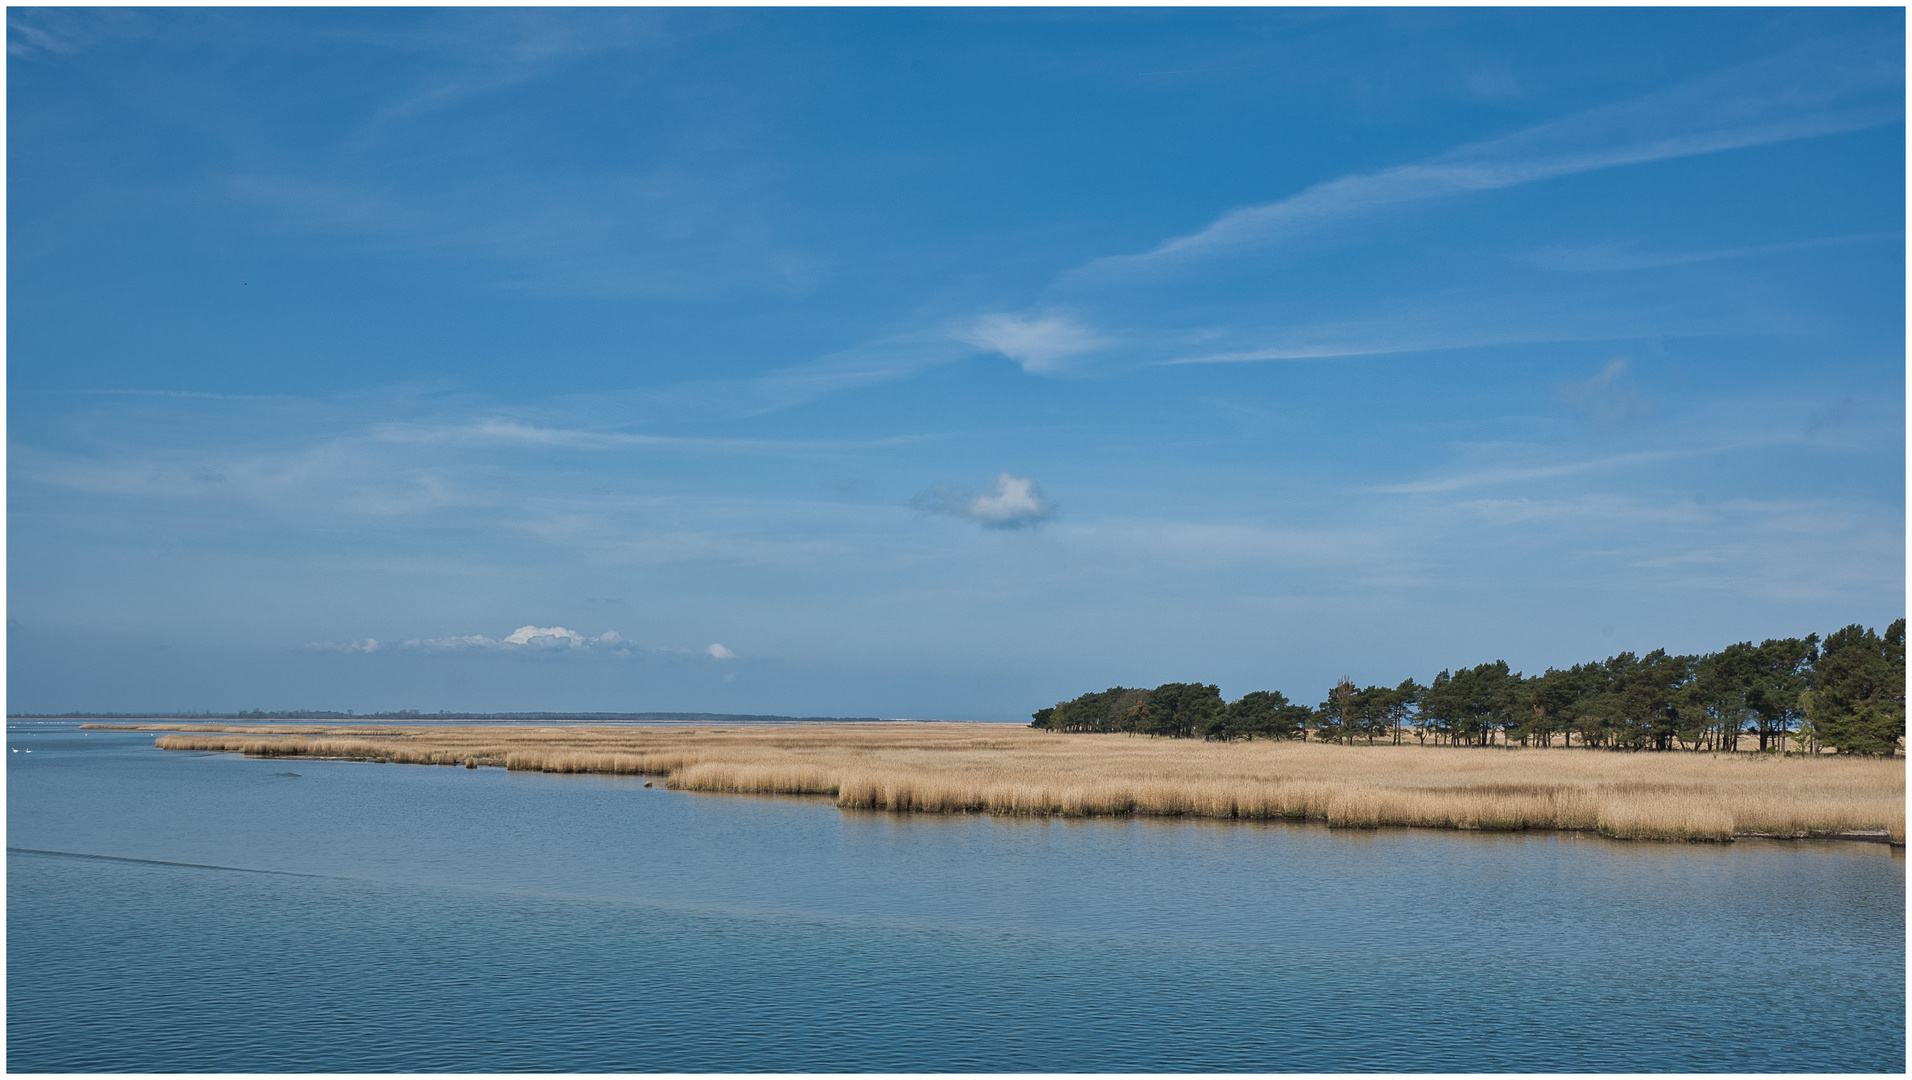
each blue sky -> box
[8,8,1904,719]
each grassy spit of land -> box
[88,721,1905,844]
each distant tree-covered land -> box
[1031,620,1907,755]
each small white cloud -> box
[969,474,1050,526]
[503,624,586,648]
[307,638,380,653]
[913,473,1053,529]
[958,313,1104,374]
[398,625,624,652]
[707,643,739,660]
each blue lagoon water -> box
[7,722,1905,1071]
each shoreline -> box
[80,720,1905,846]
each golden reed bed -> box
[92,721,1905,844]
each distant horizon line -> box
[10,710,942,725]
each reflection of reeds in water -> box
[109,722,1903,843]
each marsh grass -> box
[109,722,1904,843]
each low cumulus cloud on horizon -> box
[401,625,628,652]
[307,638,382,653]
[912,472,1053,529]
[306,625,742,662]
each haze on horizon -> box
[7,8,1904,720]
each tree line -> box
[1029,620,1907,755]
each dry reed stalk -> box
[673,761,837,795]
[117,722,1903,844]
[1596,794,1735,842]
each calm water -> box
[7,722,1904,1072]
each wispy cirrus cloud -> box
[928,35,1901,383]
[719,332,984,416]
[229,168,819,299]
[1158,274,1775,366]
[6,6,147,59]
[1371,444,1750,496]
[1523,230,1899,274]
[215,32,1894,423]
[349,9,674,128]
[1558,357,1653,426]
[1070,34,1900,284]
[1166,328,1600,366]
[956,313,1106,374]
[368,416,938,454]
[540,331,983,425]
[9,384,968,543]
[1441,493,1904,604]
